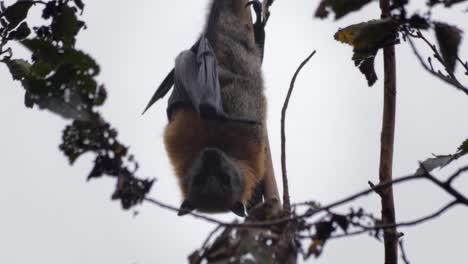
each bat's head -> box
[179,147,246,217]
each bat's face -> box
[179,148,246,216]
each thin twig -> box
[302,201,457,253]
[446,165,468,186]
[456,56,468,75]
[293,174,423,213]
[328,229,370,240]
[382,201,459,228]
[145,165,468,228]
[399,240,411,264]
[201,225,222,250]
[342,200,459,234]
[406,31,468,94]
[281,50,316,213]
[144,198,229,226]
[428,0,467,7]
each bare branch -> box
[383,201,459,228]
[456,56,468,76]
[379,0,399,261]
[281,50,316,213]
[144,198,230,225]
[399,240,411,264]
[446,165,468,186]
[200,225,223,252]
[339,200,459,234]
[428,0,468,7]
[145,164,468,229]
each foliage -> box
[416,138,468,175]
[2,0,468,263]
[0,0,153,209]
[315,0,374,20]
[433,22,463,73]
[334,18,399,86]
[313,0,468,180]
[314,0,466,88]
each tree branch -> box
[399,240,411,264]
[405,31,468,94]
[379,0,399,262]
[281,50,316,213]
[144,164,468,229]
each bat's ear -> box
[178,200,195,216]
[231,201,246,217]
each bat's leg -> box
[246,0,262,19]
[245,0,266,62]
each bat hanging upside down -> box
[143,0,270,217]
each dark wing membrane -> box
[168,37,259,124]
[141,68,175,115]
[141,40,199,116]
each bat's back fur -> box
[206,0,266,139]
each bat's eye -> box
[193,174,205,185]
[220,172,231,185]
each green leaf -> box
[14,39,103,119]
[5,59,31,80]
[51,5,83,47]
[24,91,35,108]
[334,18,399,52]
[21,39,100,77]
[8,21,31,40]
[1,18,8,28]
[2,1,33,30]
[36,94,91,121]
[21,39,61,74]
[415,138,468,176]
[457,138,468,153]
[415,155,452,176]
[315,0,373,20]
[30,60,53,77]
[332,214,349,232]
[334,18,400,86]
[93,85,107,106]
[408,14,430,30]
[434,22,463,73]
[354,56,377,86]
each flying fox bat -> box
[145,0,271,216]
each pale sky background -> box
[1,0,468,263]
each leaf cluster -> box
[314,0,465,87]
[0,0,153,209]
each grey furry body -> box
[205,0,266,140]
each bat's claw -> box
[246,0,263,24]
[245,0,271,63]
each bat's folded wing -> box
[142,69,175,115]
[168,37,257,124]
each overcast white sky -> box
[1,0,468,263]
